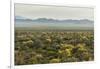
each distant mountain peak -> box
[15,16,94,24]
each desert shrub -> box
[15,31,94,65]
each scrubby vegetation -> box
[15,31,94,65]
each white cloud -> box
[15,3,94,20]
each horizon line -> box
[15,16,94,21]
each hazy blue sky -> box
[15,3,94,20]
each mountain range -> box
[15,16,94,30]
[15,16,93,24]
